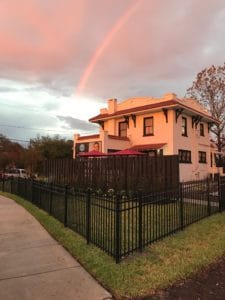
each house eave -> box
[89,99,218,124]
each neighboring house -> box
[74,93,221,181]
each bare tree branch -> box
[186,63,225,152]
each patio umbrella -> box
[109,149,145,156]
[78,150,107,157]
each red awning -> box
[130,143,166,151]
[78,150,107,157]
[109,149,145,156]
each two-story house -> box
[74,93,220,181]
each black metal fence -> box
[0,177,224,262]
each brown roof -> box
[130,143,166,150]
[89,99,218,123]
[89,100,176,122]
[77,134,100,141]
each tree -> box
[29,135,73,159]
[0,134,25,170]
[25,135,73,174]
[0,133,73,174]
[186,63,225,152]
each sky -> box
[0,0,224,145]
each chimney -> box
[108,98,117,114]
[163,93,177,100]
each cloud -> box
[82,0,225,98]
[1,0,224,100]
[0,0,224,142]
[0,0,132,97]
[0,86,20,93]
[0,105,64,141]
[57,115,98,131]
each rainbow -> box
[76,0,142,96]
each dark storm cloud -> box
[57,116,98,131]
[0,104,68,141]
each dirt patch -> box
[136,256,225,300]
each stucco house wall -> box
[74,93,221,181]
[172,111,212,181]
[101,104,175,155]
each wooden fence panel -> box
[41,155,179,192]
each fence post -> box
[10,178,13,194]
[2,177,5,192]
[25,179,27,199]
[179,183,184,230]
[39,182,41,207]
[138,190,143,252]
[207,177,211,216]
[86,188,91,244]
[218,175,222,212]
[31,179,34,203]
[15,178,19,196]
[18,177,20,196]
[64,185,68,227]
[115,193,121,263]
[49,182,53,215]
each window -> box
[143,117,154,136]
[182,117,187,136]
[119,122,127,137]
[200,123,204,136]
[199,151,207,163]
[179,149,192,163]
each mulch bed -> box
[136,256,225,300]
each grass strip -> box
[1,191,225,299]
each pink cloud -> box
[83,0,225,97]
[0,0,132,73]
[0,0,224,98]
[0,0,87,72]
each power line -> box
[0,137,30,147]
[0,123,74,134]
[0,136,73,145]
[0,101,41,113]
[0,123,98,136]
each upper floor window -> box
[119,121,127,137]
[182,117,187,136]
[179,149,192,163]
[200,123,204,136]
[143,117,154,136]
[199,151,207,163]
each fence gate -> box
[219,176,225,211]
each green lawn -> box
[66,195,218,259]
[1,191,225,299]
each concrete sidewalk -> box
[0,195,112,300]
